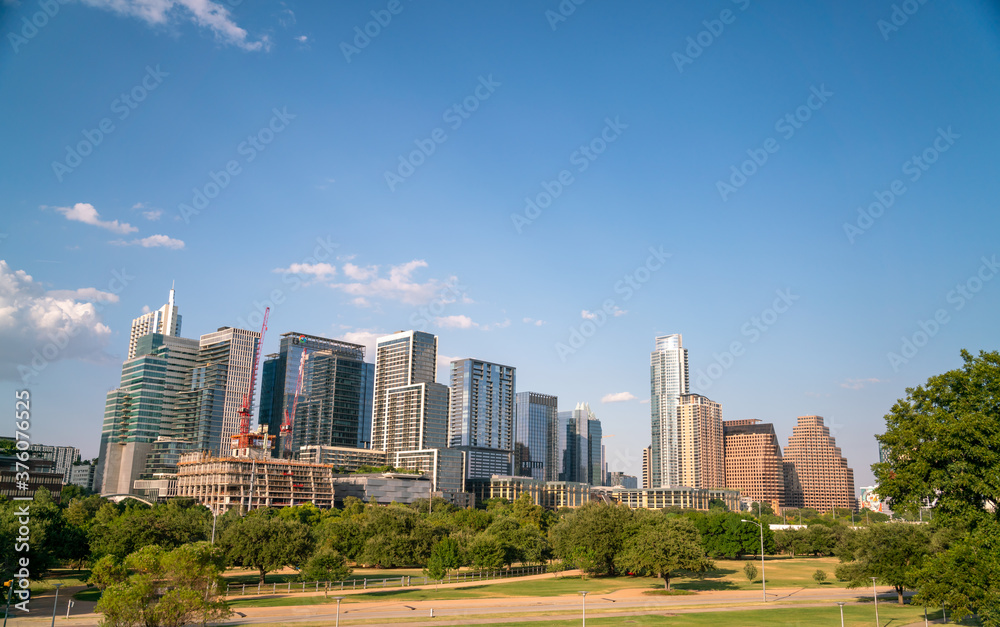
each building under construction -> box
[176,450,337,512]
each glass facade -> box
[513,392,557,481]
[650,334,689,488]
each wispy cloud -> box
[133,202,163,221]
[79,0,269,51]
[112,234,185,249]
[582,306,626,320]
[601,391,636,403]
[840,377,883,390]
[50,203,137,234]
[273,262,337,283]
[331,260,457,306]
[47,288,120,303]
[522,317,545,326]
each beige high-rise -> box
[782,415,856,512]
[722,419,785,511]
[676,394,724,489]
[641,446,652,489]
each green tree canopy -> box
[617,517,713,590]
[835,523,931,604]
[219,510,314,584]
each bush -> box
[743,561,758,582]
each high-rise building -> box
[29,444,79,483]
[177,327,259,456]
[642,446,652,489]
[557,402,601,485]
[782,415,856,512]
[722,419,785,511]
[650,334,689,488]
[607,471,638,489]
[514,392,558,481]
[257,333,368,458]
[449,358,516,479]
[128,286,181,359]
[370,331,449,454]
[96,332,200,494]
[358,362,375,449]
[676,394,724,489]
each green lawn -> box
[229,556,849,608]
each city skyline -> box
[3,2,1000,489]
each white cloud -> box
[295,34,308,43]
[522,317,545,326]
[639,398,650,404]
[47,288,120,303]
[52,203,137,234]
[337,328,384,358]
[342,263,377,281]
[78,0,268,51]
[273,262,337,282]
[601,392,636,403]
[0,260,113,381]
[840,377,883,390]
[435,315,477,329]
[112,234,185,249]
[133,203,163,221]
[331,260,457,306]
[581,310,598,320]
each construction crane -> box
[279,345,307,458]
[232,307,268,451]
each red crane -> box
[234,307,268,449]
[279,345,306,457]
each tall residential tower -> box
[650,334,688,487]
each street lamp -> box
[740,519,766,602]
[579,591,588,626]
[837,601,846,627]
[331,596,345,627]
[871,577,879,627]
[50,583,63,627]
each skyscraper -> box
[449,358,515,479]
[96,332,200,494]
[513,392,558,481]
[557,402,601,484]
[371,331,448,453]
[782,415,856,513]
[128,285,181,359]
[642,446,652,489]
[722,419,786,511]
[676,393,724,489]
[650,334,689,487]
[257,332,368,458]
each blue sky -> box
[2,0,999,488]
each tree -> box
[300,548,352,589]
[743,561,758,582]
[467,534,506,570]
[94,542,230,627]
[835,522,931,604]
[617,517,713,590]
[813,569,827,584]
[874,350,1000,526]
[550,503,633,576]
[913,520,1000,625]
[220,510,314,584]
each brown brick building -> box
[677,394,724,489]
[782,415,856,512]
[722,419,785,511]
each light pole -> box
[50,583,63,627]
[837,601,846,627]
[331,596,344,627]
[871,577,879,627]
[210,506,219,544]
[741,519,766,602]
[579,590,588,626]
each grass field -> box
[229,556,847,608]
